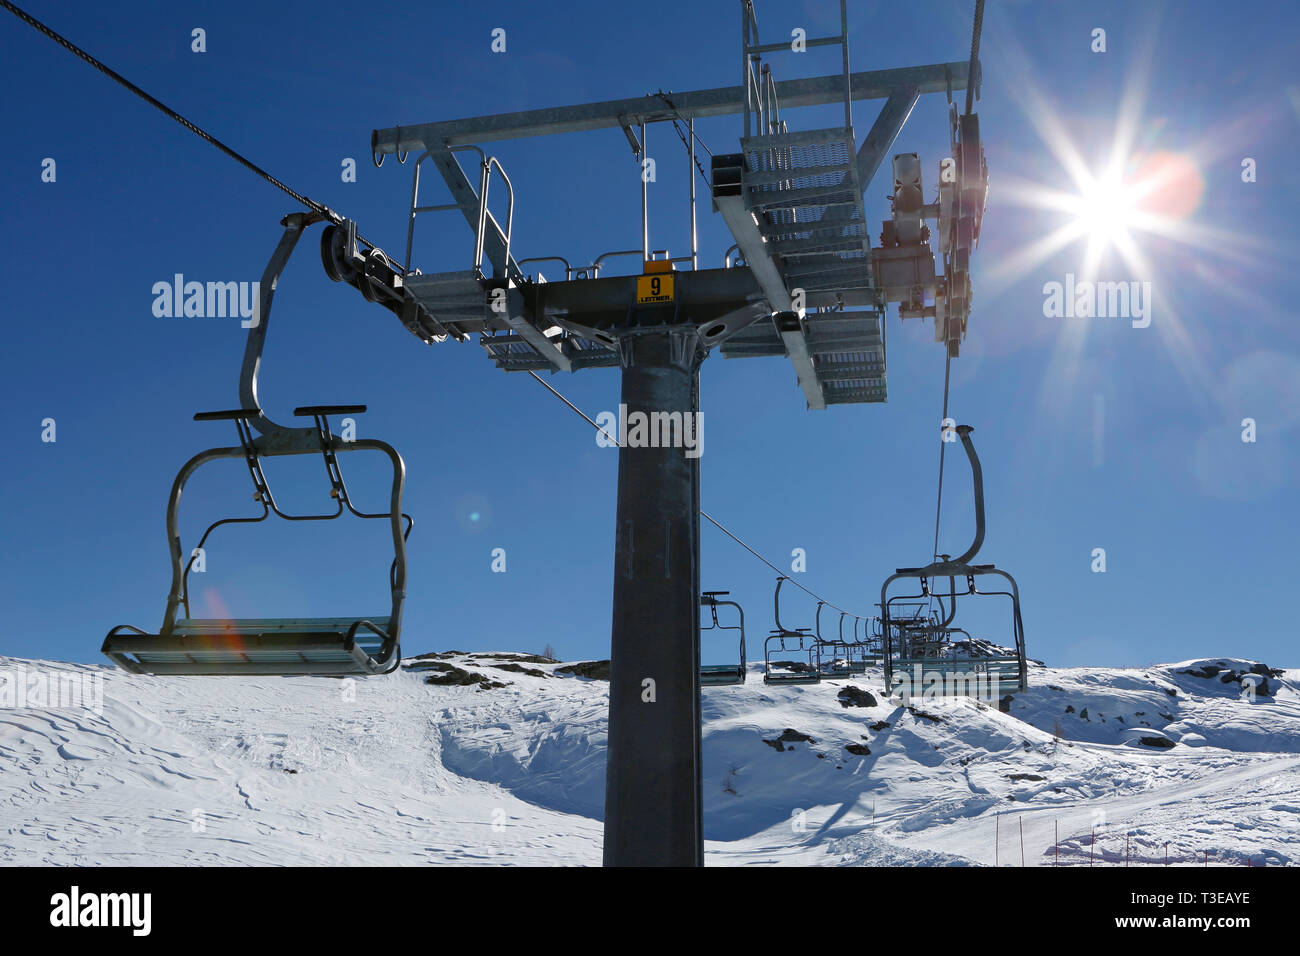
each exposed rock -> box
[845,743,871,756]
[475,653,557,664]
[1007,773,1045,782]
[554,660,611,681]
[421,662,509,690]
[869,720,891,731]
[907,706,945,724]
[769,659,816,674]
[837,685,878,708]
[490,662,549,678]
[1140,736,1176,749]
[762,728,816,752]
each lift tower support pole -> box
[369,48,979,871]
[604,328,706,867]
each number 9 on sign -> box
[636,274,675,304]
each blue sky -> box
[2,0,1298,671]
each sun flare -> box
[1073,170,1138,249]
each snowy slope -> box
[1,653,1297,866]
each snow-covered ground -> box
[1,653,1297,866]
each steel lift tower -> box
[338,0,988,865]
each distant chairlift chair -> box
[842,613,868,673]
[815,602,852,677]
[762,576,822,685]
[699,591,747,686]
[102,213,412,676]
[879,425,1028,697]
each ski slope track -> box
[1,653,1297,866]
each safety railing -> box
[402,146,514,279]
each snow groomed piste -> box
[2,653,1296,866]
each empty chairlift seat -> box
[878,425,1029,697]
[101,404,411,677]
[104,617,396,677]
[762,576,822,685]
[700,591,747,686]
[102,215,413,678]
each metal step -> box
[404,270,491,331]
[405,270,487,304]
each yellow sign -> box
[636,274,675,304]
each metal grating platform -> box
[740,128,874,297]
[482,331,619,371]
[720,308,886,405]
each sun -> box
[1073,169,1139,250]
[968,24,1293,451]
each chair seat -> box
[764,671,822,685]
[103,617,393,676]
[889,657,1023,695]
[892,656,1020,672]
[700,664,745,686]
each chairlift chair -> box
[762,576,821,685]
[103,213,413,676]
[699,591,747,686]
[814,602,852,677]
[879,425,1028,698]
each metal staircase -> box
[708,1,886,407]
[739,128,873,298]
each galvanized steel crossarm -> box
[372,62,972,153]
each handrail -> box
[403,146,487,275]
[763,64,781,133]
[475,155,515,278]
[590,248,671,276]
[517,255,573,281]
